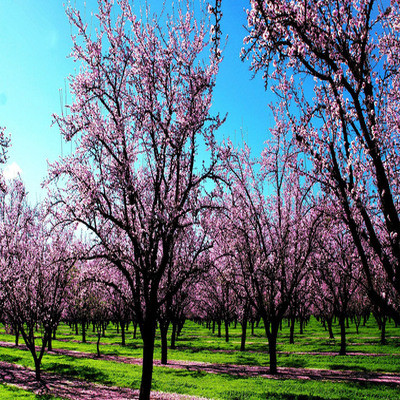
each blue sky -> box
[0,0,272,200]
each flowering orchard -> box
[243,0,400,322]
[0,0,399,399]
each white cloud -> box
[3,162,22,180]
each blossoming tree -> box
[49,1,222,398]
[243,0,400,322]
[0,179,76,381]
[213,113,321,373]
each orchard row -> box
[1,1,399,399]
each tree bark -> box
[160,322,169,365]
[177,320,185,336]
[327,316,334,339]
[82,320,86,343]
[224,319,229,343]
[34,357,41,381]
[264,318,279,374]
[289,315,295,344]
[381,316,387,345]
[240,316,248,352]
[170,322,177,350]
[339,315,346,355]
[14,325,19,346]
[355,315,361,334]
[121,321,126,346]
[48,334,52,351]
[96,331,101,357]
[139,320,156,400]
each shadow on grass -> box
[329,364,368,372]
[125,343,140,349]
[235,354,260,366]
[284,359,307,368]
[224,392,327,400]
[172,369,209,379]
[174,337,201,344]
[1,354,22,364]
[45,362,112,385]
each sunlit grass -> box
[0,383,56,399]
[0,316,399,399]
[0,345,399,400]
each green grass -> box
[0,345,399,400]
[0,383,56,399]
[0,316,399,399]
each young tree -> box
[49,1,222,398]
[243,0,400,322]
[0,179,76,381]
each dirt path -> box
[1,340,400,387]
[0,361,209,400]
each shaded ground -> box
[1,341,400,387]
[0,361,208,400]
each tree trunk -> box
[240,316,248,352]
[170,322,177,350]
[264,319,279,375]
[381,316,387,345]
[121,321,126,346]
[355,316,361,335]
[217,321,221,337]
[82,320,86,343]
[133,322,137,339]
[97,331,101,357]
[327,317,334,339]
[75,322,79,335]
[177,320,185,336]
[139,320,156,400]
[48,334,52,351]
[289,315,295,344]
[322,319,327,331]
[339,315,346,355]
[34,356,41,381]
[212,320,215,334]
[224,319,229,343]
[14,325,19,346]
[160,322,169,365]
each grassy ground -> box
[0,382,56,399]
[0,316,399,399]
